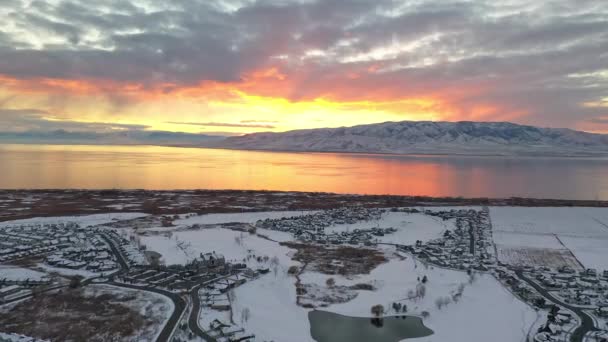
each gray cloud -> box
[0,108,150,131]
[0,0,607,129]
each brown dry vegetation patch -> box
[3,189,607,222]
[6,256,43,268]
[0,289,151,342]
[281,242,387,276]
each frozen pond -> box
[308,310,433,342]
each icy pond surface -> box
[308,310,433,342]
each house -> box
[597,306,608,318]
[200,252,226,268]
[0,285,22,299]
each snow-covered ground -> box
[491,207,608,238]
[33,263,100,279]
[234,250,537,342]
[557,235,608,270]
[0,213,147,228]
[491,207,608,270]
[174,211,315,226]
[141,227,299,267]
[232,271,309,342]
[83,284,174,342]
[0,266,47,281]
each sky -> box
[0,0,607,136]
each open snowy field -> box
[491,207,608,238]
[174,211,315,226]
[141,227,299,268]
[232,269,309,342]
[557,235,608,270]
[0,266,47,281]
[0,213,148,228]
[491,207,608,270]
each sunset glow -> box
[0,0,607,136]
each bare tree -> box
[435,296,452,310]
[241,307,251,324]
[468,270,477,284]
[415,283,426,299]
[270,256,280,276]
[407,289,416,299]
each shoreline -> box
[2,188,608,223]
[2,142,608,159]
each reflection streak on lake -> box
[0,144,607,200]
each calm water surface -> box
[308,311,433,342]
[1,144,607,200]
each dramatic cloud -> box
[0,0,607,134]
[166,121,276,128]
[0,108,150,131]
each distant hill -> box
[213,121,608,156]
[0,130,225,146]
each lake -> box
[308,310,433,342]
[0,144,607,200]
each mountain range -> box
[0,130,224,146]
[213,121,608,156]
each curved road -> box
[516,271,597,342]
[188,284,217,342]
[109,282,187,342]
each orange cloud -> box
[0,66,527,134]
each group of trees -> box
[371,304,384,317]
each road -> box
[188,284,217,342]
[109,281,187,342]
[516,271,597,342]
[99,233,130,270]
[468,221,475,255]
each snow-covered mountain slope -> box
[213,121,608,156]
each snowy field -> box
[0,213,148,228]
[174,211,315,226]
[0,266,47,281]
[325,212,452,245]
[557,235,608,271]
[491,207,608,238]
[141,227,299,268]
[491,207,608,270]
